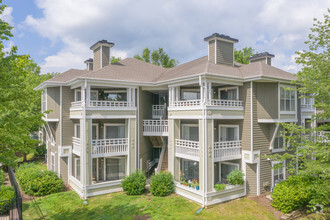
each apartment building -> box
[36,33,310,206]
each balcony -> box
[175,139,200,161]
[91,138,128,158]
[143,120,168,136]
[207,99,243,108]
[71,100,134,109]
[72,137,81,156]
[301,104,315,112]
[214,140,242,162]
[171,100,201,107]
[152,105,167,119]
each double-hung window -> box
[218,87,238,100]
[273,125,285,151]
[75,89,81,102]
[219,125,239,142]
[280,86,296,112]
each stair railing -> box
[155,140,167,173]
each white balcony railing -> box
[171,100,201,107]
[91,138,128,158]
[207,99,243,107]
[72,137,81,156]
[301,104,315,112]
[152,105,166,119]
[143,120,168,136]
[214,140,242,162]
[175,139,200,161]
[89,100,129,107]
[71,101,82,108]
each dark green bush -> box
[272,175,312,213]
[0,186,15,214]
[150,172,174,197]
[121,170,146,195]
[35,144,47,157]
[0,170,6,185]
[227,169,244,185]
[16,163,63,196]
[214,183,226,191]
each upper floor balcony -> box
[168,82,243,111]
[301,95,315,112]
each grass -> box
[23,191,276,220]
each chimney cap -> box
[204,33,239,43]
[84,58,93,63]
[247,52,275,60]
[90,40,114,50]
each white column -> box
[127,88,131,107]
[208,82,212,101]
[200,82,204,103]
[169,87,172,107]
[132,88,136,107]
[86,85,90,106]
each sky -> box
[1,0,329,74]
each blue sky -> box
[2,0,329,74]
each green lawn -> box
[23,191,275,220]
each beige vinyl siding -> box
[246,163,257,195]
[241,82,251,151]
[138,89,153,172]
[102,46,110,67]
[250,57,267,64]
[93,47,101,70]
[62,87,74,146]
[208,40,215,63]
[256,82,278,119]
[216,40,233,66]
[60,157,68,183]
[129,118,137,172]
[47,87,60,119]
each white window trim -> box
[218,125,239,142]
[74,89,81,102]
[272,125,286,153]
[271,161,286,189]
[74,123,80,138]
[181,124,199,140]
[92,123,99,140]
[180,88,201,100]
[74,158,80,180]
[92,156,127,184]
[218,86,239,100]
[51,152,55,172]
[179,158,200,185]
[218,162,239,184]
[279,85,297,114]
[90,90,99,100]
[103,123,126,139]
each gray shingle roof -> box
[247,52,275,60]
[204,33,239,43]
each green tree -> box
[134,47,178,68]
[0,1,51,166]
[234,47,255,64]
[110,56,121,64]
[267,10,330,211]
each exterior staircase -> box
[148,136,163,148]
[160,147,168,172]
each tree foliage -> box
[110,56,121,64]
[0,1,52,166]
[234,47,255,64]
[134,47,178,68]
[267,10,330,211]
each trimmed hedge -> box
[150,172,174,197]
[121,170,146,195]
[0,170,6,185]
[0,186,15,214]
[227,169,244,185]
[16,163,63,196]
[272,175,312,213]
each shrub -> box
[272,175,312,214]
[214,183,226,191]
[0,170,6,185]
[121,170,146,195]
[227,169,244,185]
[34,144,47,157]
[0,186,15,214]
[16,163,63,196]
[150,172,174,197]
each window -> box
[74,124,80,138]
[280,87,296,112]
[181,89,200,100]
[92,156,126,183]
[301,93,314,106]
[182,124,199,141]
[219,125,239,142]
[92,123,98,140]
[104,124,125,139]
[75,158,80,181]
[216,162,239,184]
[90,90,98,100]
[180,159,199,183]
[41,91,46,112]
[272,162,285,188]
[273,125,285,150]
[102,90,127,101]
[75,89,81,101]
[51,152,55,172]
[218,87,238,100]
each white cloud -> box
[24,0,330,74]
[0,6,14,25]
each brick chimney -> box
[204,33,238,66]
[90,40,114,70]
[247,52,274,65]
[84,58,93,71]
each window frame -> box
[74,158,80,181]
[179,158,200,184]
[74,124,80,138]
[41,90,47,112]
[218,86,239,100]
[279,85,296,113]
[272,125,286,152]
[103,90,127,101]
[103,123,126,139]
[181,124,199,141]
[51,152,55,172]
[74,89,82,102]
[180,88,201,101]
[271,161,286,189]
[218,162,239,184]
[90,90,99,101]
[92,123,99,140]
[218,125,239,142]
[92,156,127,184]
